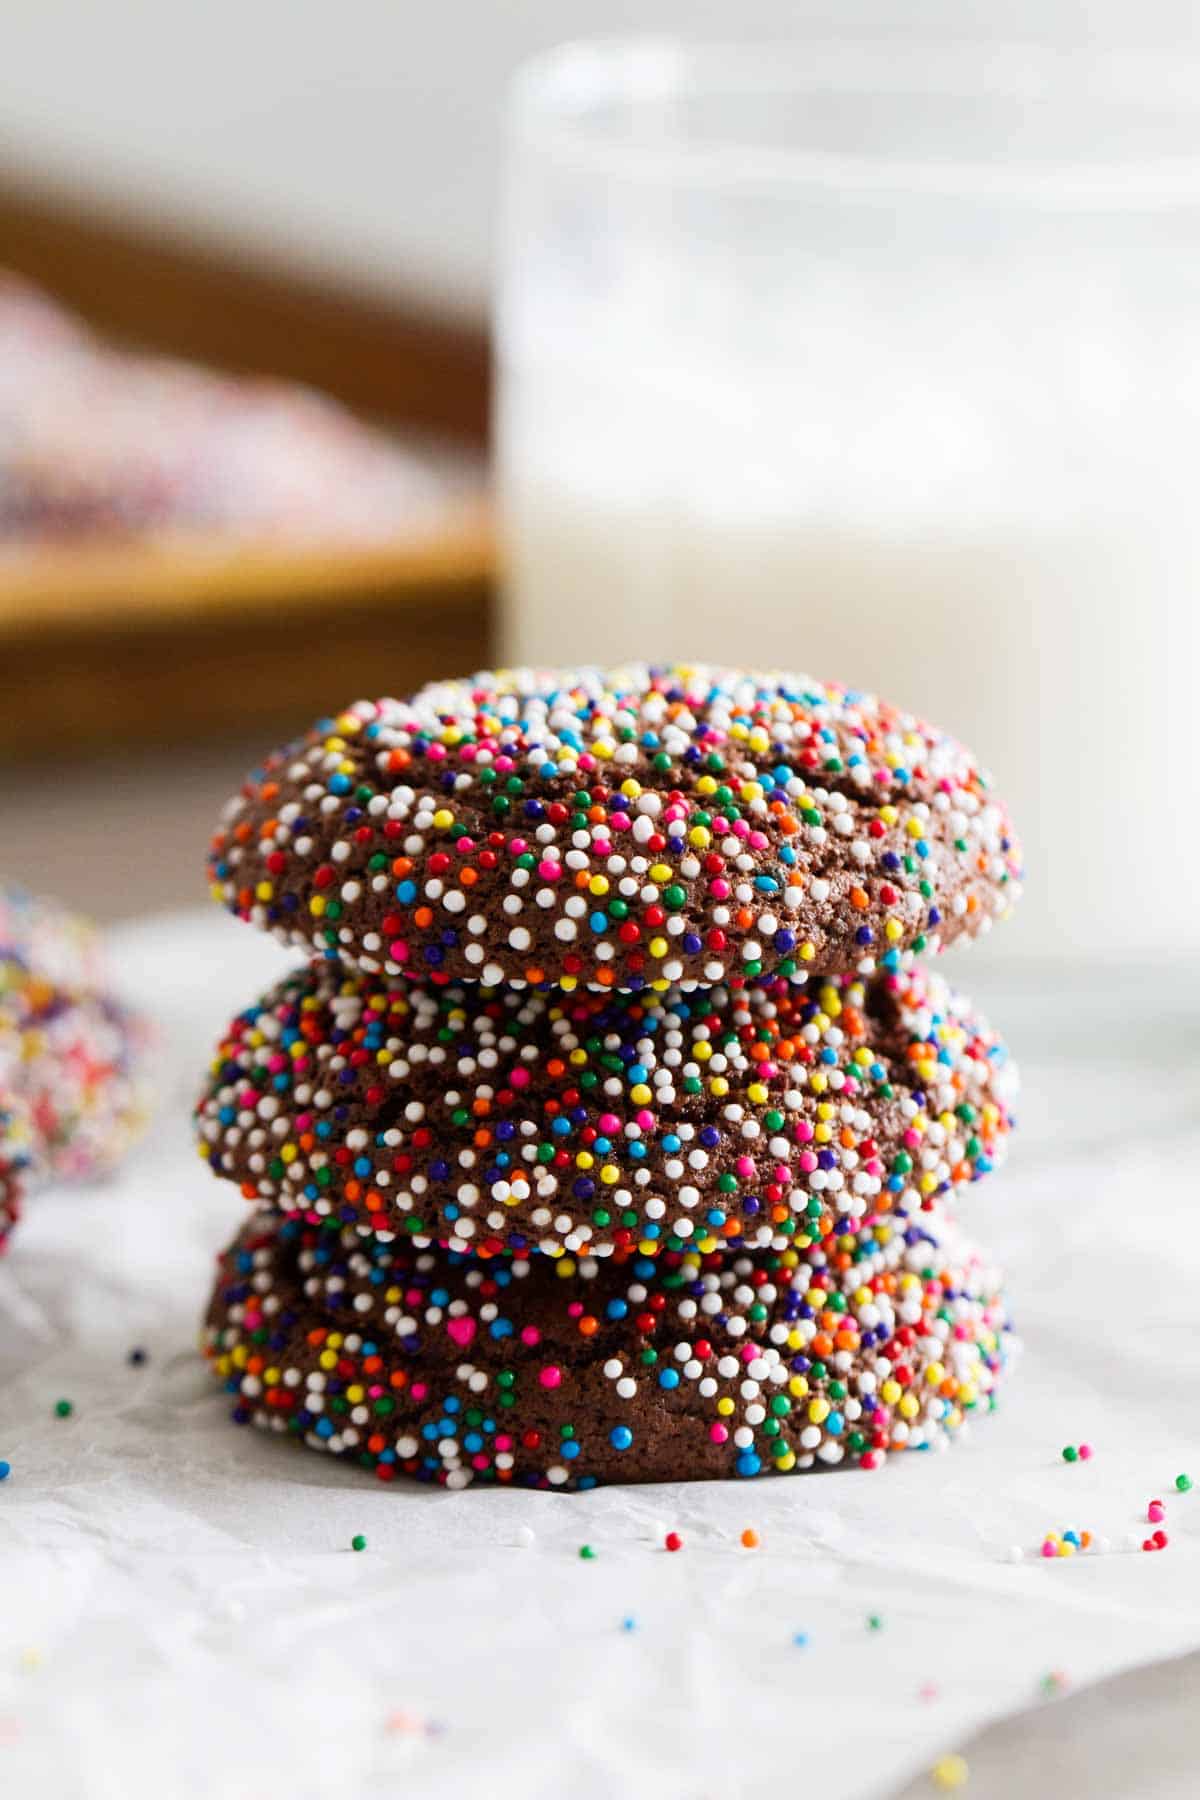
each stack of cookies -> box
[197,666,1021,1489]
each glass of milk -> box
[496,40,1200,969]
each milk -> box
[498,378,1200,965]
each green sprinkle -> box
[867,1614,883,1632]
[579,1544,597,1561]
[351,1534,367,1552]
[54,1399,73,1419]
[1176,1473,1193,1492]
[1061,1445,1079,1463]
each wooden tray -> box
[0,501,496,757]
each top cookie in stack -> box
[206,666,1022,992]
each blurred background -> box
[3,0,1200,976]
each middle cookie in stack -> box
[197,665,1022,1487]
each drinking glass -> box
[496,40,1200,966]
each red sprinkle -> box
[664,1532,683,1553]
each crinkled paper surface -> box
[1,912,1197,1800]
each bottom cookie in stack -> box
[203,1205,1012,1490]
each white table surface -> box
[2,911,1199,1800]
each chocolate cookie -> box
[197,963,1015,1260]
[0,954,150,1190]
[206,666,1021,990]
[0,1096,34,1253]
[204,1205,1011,1488]
[0,885,104,993]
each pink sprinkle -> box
[520,1326,541,1347]
[1148,1500,1165,1523]
[1078,1443,1093,1460]
[598,1114,620,1134]
[709,1423,728,1444]
[509,1067,530,1089]
[1041,1541,1057,1559]
[539,1365,563,1389]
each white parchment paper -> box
[2,913,1197,1800]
